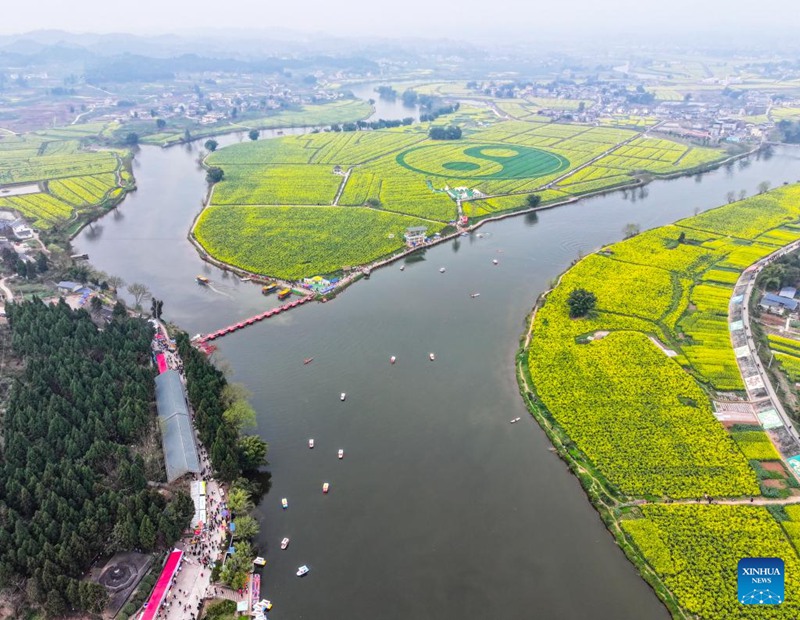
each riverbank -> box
[519,183,800,619]
[182,141,758,330]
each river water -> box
[75,136,800,618]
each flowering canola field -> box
[527,184,800,619]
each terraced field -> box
[524,184,800,619]
[0,131,128,229]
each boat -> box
[253,556,267,566]
[400,265,405,271]
[264,600,273,611]
[492,259,499,265]
[281,498,288,509]
[429,352,436,361]
[281,537,290,550]
[470,293,480,298]
[340,392,346,401]
[338,449,344,459]
[297,565,310,577]
[196,275,210,285]
[439,267,446,273]
[510,417,521,424]
[240,277,251,282]
[309,438,315,449]
[262,282,277,294]
[390,356,396,364]
[278,288,292,300]
[304,357,314,365]
[322,482,330,493]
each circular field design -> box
[396,143,570,180]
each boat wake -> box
[207,284,233,298]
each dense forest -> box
[0,300,193,617]
[177,333,267,482]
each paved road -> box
[734,238,800,447]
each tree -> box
[622,223,641,239]
[223,400,256,431]
[112,300,127,318]
[526,194,541,208]
[184,128,192,142]
[124,132,139,146]
[156,118,166,130]
[138,515,156,550]
[248,129,260,141]
[151,298,164,320]
[90,296,103,313]
[739,189,747,201]
[127,282,151,308]
[206,166,224,183]
[45,590,67,617]
[366,197,382,208]
[106,275,125,291]
[233,515,260,540]
[205,139,218,152]
[227,487,254,515]
[238,435,268,471]
[758,180,771,194]
[726,191,736,204]
[677,231,686,244]
[567,288,597,318]
[219,542,253,590]
[36,251,48,273]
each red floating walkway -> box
[194,296,313,344]
[139,548,183,620]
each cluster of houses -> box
[759,286,800,316]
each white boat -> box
[281,498,288,509]
[439,267,446,273]
[253,556,267,566]
[470,293,480,298]
[340,392,346,401]
[492,259,499,265]
[281,537,290,550]
[390,356,396,364]
[323,482,330,493]
[308,438,314,448]
[429,352,436,361]
[338,449,344,459]
[510,417,521,424]
[400,265,405,271]
[297,565,310,577]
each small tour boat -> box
[338,449,344,459]
[400,265,405,271]
[297,565,310,577]
[439,267,446,273]
[309,438,315,449]
[253,556,267,566]
[278,288,292,300]
[281,498,288,509]
[510,417,521,424]
[304,357,314,365]
[340,392,346,401]
[281,537,290,550]
[264,600,273,611]
[492,259,499,265]
[262,282,277,294]
[390,356,396,364]
[322,482,330,494]
[470,293,480,298]
[429,352,436,361]
[240,276,251,282]
[196,275,210,285]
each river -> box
[75,136,800,618]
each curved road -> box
[732,238,800,451]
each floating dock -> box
[194,296,313,344]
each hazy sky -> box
[3,0,800,39]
